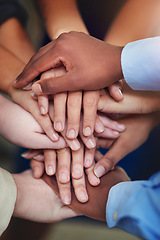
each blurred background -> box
[1,0,160,239]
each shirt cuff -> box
[0,168,17,236]
[121,37,160,91]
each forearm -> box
[37,0,88,39]
[0,18,34,63]
[105,0,160,45]
[0,45,25,94]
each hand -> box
[8,84,59,142]
[14,32,123,94]
[98,83,160,114]
[43,166,130,221]
[37,67,104,138]
[12,170,78,222]
[94,112,160,177]
[0,95,66,149]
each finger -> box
[108,80,123,102]
[94,115,105,134]
[84,147,95,168]
[30,159,45,179]
[72,172,88,203]
[96,138,114,149]
[71,143,84,180]
[98,113,126,132]
[95,127,120,139]
[29,132,67,149]
[53,92,67,132]
[66,91,82,139]
[94,134,132,178]
[56,148,71,205]
[21,149,43,160]
[14,41,57,88]
[83,91,99,137]
[85,164,100,187]
[38,95,49,115]
[95,150,104,162]
[44,149,57,176]
[57,148,71,184]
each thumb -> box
[94,136,131,178]
[32,72,79,95]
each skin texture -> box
[94,112,160,177]
[14,32,123,93]
[42,166,130,221]
[0,94,66,149]
[12,170,77,222]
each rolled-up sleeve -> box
[121,37,160,91]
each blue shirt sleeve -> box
[106,171,160,240]
[121,37,160,91]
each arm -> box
[105,0,160,91]
[106,171,160,239]
[105,0,160,46]
[37,0,88,39]
[0,168,17,236]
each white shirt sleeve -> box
[121,37,160,91]
[0,168,17,236]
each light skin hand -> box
[12,170,77,222]
[8,86,59,142]
[98,83,160,115]
[14,32,123,94]
[0,95,66,149]
[94,112,160,178]
[40,67,103,139]
[43,166,130,221]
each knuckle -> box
[84,96,98,108]
[101,156,114,171]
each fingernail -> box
[21,152,29,158]
[79,191,88,202]
[55,122,63,132]
[84,127,92,136]
[62,195,71,205]
[84,158,92,168]
[31,92,37,99]
[47,166,55,176]
[51,132,59,141]
[113,131,120,136]
[40,106,47,115]
[94,166,105,178]
[87,138,96,149]
[59,172,69,183]
[118,124,126,131]
[68,129,76,139]
[119,88,123,96]
[23,82,33,90]
[32,83,42,94]
[73,168,82,179]
[33,167,40,177]
[33,154,44,160]
[95,122,105,133]
[71,140,80,150]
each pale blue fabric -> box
[121,37,160,91]
[106,171,160,240]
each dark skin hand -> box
[42,166,130,221]
[14,31,123,94]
